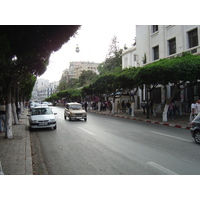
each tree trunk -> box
[11,90,19,125]
[5,84,13,139]
[20,101,24,113]
[162,104,169,122]
[131,102,135,117]
[12,103,19,125]
[112,101,115,114]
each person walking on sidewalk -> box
[126,100,131,115]
[196,99,200,114]
[121,101,126,113]
[108,100,112,113]
[116,101,122,113]
[152,101,158,117]
[168,101,175,119]
[190,100,198,122]
[0,101,6,132]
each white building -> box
[31,78,59,102]
[136,25,200,66]
[122,46,137,69]
[69,61,99,79]
[122,25,200,109]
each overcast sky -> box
[39,24,136,82]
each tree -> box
[0,25,80,138]
[97,36,123,75]
[134,53,200,121]
[116,67,139,93]
[78,70,98,86]
[91,73,120,113]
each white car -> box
[28,107,57,130]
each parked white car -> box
[28,107,57,130]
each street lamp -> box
[75,44,80,53]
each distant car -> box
[47,102,53,106]
[27,107,57,130]
[190,114,200,144]
[34,103,48,108]
[30,102,37,111]
[64,102,87,121]
[41,101,49,105]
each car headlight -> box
[49,119,56,122]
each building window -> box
[188,28,198,48]
[152,25,158,33]
[153,46,159,60]
[168,38,176,55]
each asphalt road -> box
[30,106,200,175]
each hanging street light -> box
[75,44,80,53]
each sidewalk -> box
[0,109,32,175]
[88,108,192,130]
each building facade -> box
[31,78,59,102]
[69,61,99,79]
[122,46,137,69]
[122,25,200,109]
[136,25,200,66]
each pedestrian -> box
[116,101,121,113]
[168,101,174,118]
[121,101,126,113]
[190,100,198,122]
[98,101,101,112]
[108,101,112,113]
[126,100,131,115]
[0,101,6,132]
[141,101,146,114]
[84,101,88,112]
[196,99,200,114]
[152,101,158,117]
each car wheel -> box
[69,116,71,121]
[194,131,200,144]
[64,115,66,120]
[84,118,87,121]
[54,125,57,130]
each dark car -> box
[190,114,200,144]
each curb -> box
[89,111,191,130]
[25,110,33,175]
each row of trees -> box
[47,52,200,121]
[0,25,80,138]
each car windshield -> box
[69,104,82,110]
[32,108,53,115]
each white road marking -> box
[106,120,122,125]
[150,131,191,142]
[78,127,95,135]
[147,161,178,175]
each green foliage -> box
[97,49,123,76]
[116,67,139,90]
[134,53,200,87]
[97,36,123,76]
[20,74,37,100]
[78,70,98,86]
[45,93,59,102]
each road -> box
[30,106,200,175]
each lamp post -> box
[75,44,80,53]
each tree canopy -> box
[0,25,80,138]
